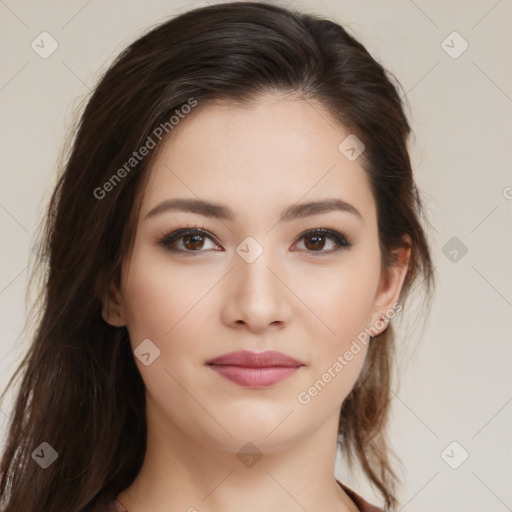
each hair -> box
[0,2,435,511]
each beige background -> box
[1,1,511,510]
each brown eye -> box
[303,232,328,251]
[294,229,353,254]
[158,228,220,255]
[182,233,206,251]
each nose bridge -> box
[228,233,291,327]
[235,234,282,292]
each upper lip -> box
[206,350,305,368]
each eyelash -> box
[157,224,354,257]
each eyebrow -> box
[145,197,363,223]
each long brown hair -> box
[0,2,435,511]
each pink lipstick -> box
[206,350,304,388]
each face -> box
[103,93,409,454]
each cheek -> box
[302,250,381,344]
[296,250,380,400]
[121,240,208,343]
[119,248,211,410]
[121,266,175,345]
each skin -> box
[103,92,411,512]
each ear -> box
[369,235,411,334]
[100,279,127,327]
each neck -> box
[116,394,359,512]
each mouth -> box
[206,350,305,389]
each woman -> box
[0,2,434,511]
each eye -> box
[293,228,353,255]
[157,226,220,255]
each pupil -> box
[185,234,203,249]
[307,235,324,250]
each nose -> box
[220,240,293,333]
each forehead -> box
[140,93,376,226]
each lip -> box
[206,350,305,388]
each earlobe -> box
[370,236,412,332]
[101,282,127,327]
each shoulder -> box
[337,480,384,512]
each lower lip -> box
[208,364,301,388]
